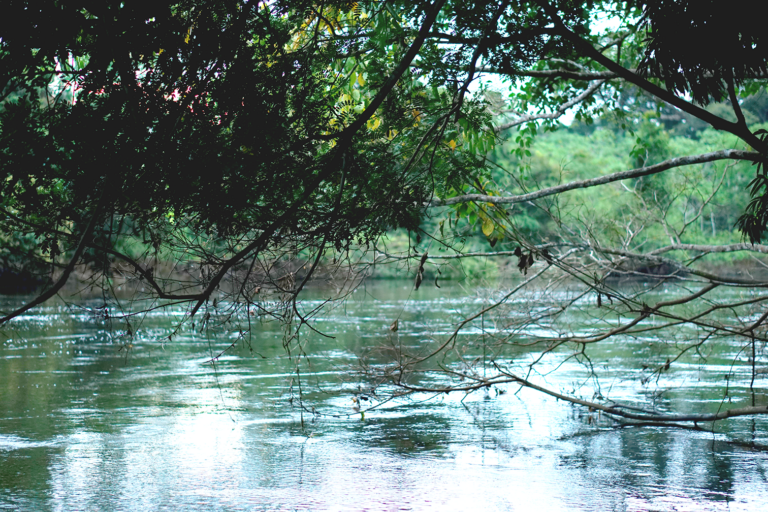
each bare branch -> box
[395,369,768,424]
[652,243,768,256]
[494,80,605,132]
[477,66,618,80]
[495,369,768,423]
[431,150,759,206]
[594,245,768,286]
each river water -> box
[1,281,767,511]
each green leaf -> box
[482,217,494,236]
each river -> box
[1,281,767,511]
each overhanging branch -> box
[534,0,767,152]
[430,150,759,206]
[495,79,605,132]
[1,194,107,325]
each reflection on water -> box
[1,281,767,511]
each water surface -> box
[1,281,767,511]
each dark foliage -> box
[639,0,768,105]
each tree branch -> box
[477,66,618,80]
[189,0,448,318]
[594,245,768,286]
[1,197,106,325]
[651,243,768,256]
[535,0,766,152]
[495,368,768,423]
[495,79,605,132]
[319,0,447,140]
[431,150,759,206]
[395,368,768,424]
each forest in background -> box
[372,89,768,282]
[7,109,761,287]
[4,98,766,286]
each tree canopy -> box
[3,0,768,425]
